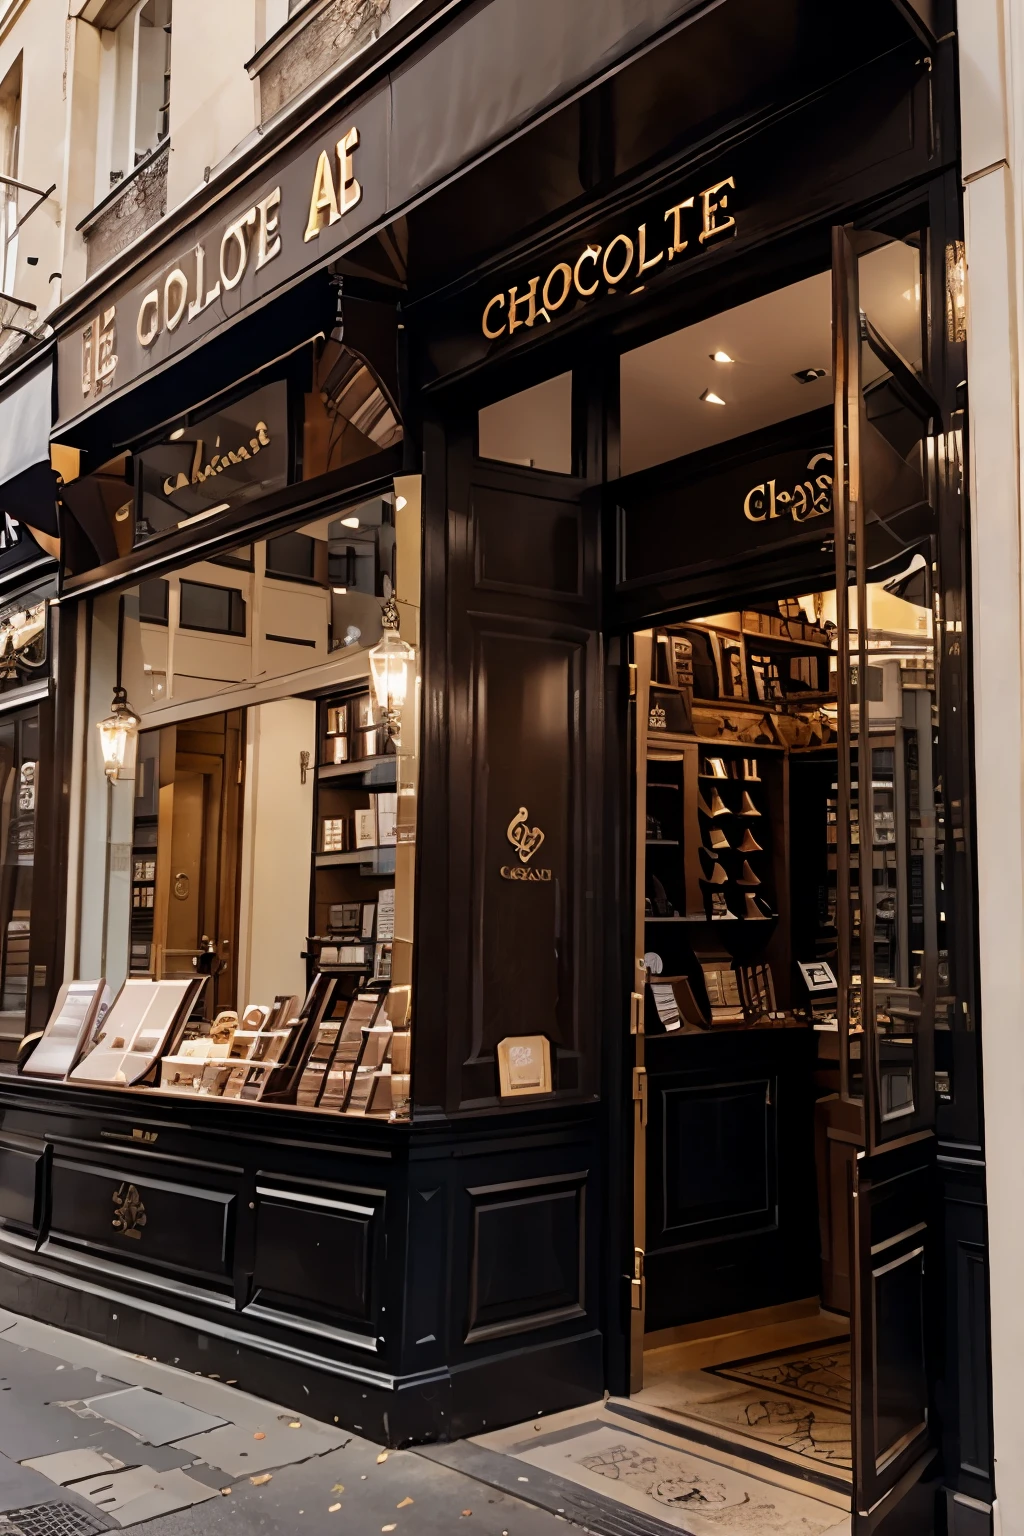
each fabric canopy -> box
[0,355,59,543]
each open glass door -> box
[832,222,943,1529]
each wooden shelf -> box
[316,847,396,873]
[318,756,398,787]
[647,838,679,846]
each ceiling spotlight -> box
[700,389,726,406]
[710,350,734,364]
[333,586,348,595]
[793,367,827,384]
[169,426,185,440]
[341,515,360,528]
[395,494,407,511]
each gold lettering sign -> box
[482,176,737,339]
[81,306,118,397]
[161,420,271,496]
[743,451,833,525]
[304,126,362,242]
[134,189,282,352]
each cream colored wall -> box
[959,3,1024,1531]
[0,0,72,362]
[236,697,315,1010]
[165,0,257,209]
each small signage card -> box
[497,1034,552,1097]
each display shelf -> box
[316,847,396,872]
[318,757,398,785]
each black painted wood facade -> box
[0,3,995,1533]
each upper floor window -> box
[0,55,22,294]
[105,0,172,190]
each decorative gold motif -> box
[112,1182,147,1240]
[649,703,667,730]
[506,806,545,864]
[501,806,552,882]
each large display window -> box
[23,480,420,1119]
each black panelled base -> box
[0,1078,605,1445]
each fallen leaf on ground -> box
[382,1526,397,1533]
[254,1431,266,1440]
[377,1450,389,1464]
[462,1511,473,1517]
[397,1497,414,1508]
[220,1488,232,1496]
[328,1502,341,1512]
[331,1484,345,1494]
[250,1473,273,1486]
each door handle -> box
[632,1066,648,1128]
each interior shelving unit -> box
[306,685,398,995]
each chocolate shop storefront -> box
[0,1,994,1532]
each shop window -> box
[266,531,317,583]
[138,577,169,625]
[619,240,923,479]
[62,482,421,1123]
[478,373,573,473]
[105,0,172,192]
[619,272,833,477]
[0,709,38,1045]
[0,55,22,297]
[178,579,246,637]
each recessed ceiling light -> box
[700,389,726,406]
[394,495,407,511]
[169,426,185,440]
[793,367,827,384]
[341,515,360,528]
[710,350,734,364]
[333,586,348,595]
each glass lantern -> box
[97,686,142,782]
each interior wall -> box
[237,697,315,1009]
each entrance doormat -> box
[707,1340,851,1414]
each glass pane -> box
[478,373,573,472]
[840,232,937,1141]
[87,481,420,1121]
[0,710,37,1044]
[619,272,831,475]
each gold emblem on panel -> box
[112,1182,147,1240]
[501,807,552,882]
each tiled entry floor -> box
[631,1340,852,1484]
[470,1400,850,1536]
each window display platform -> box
[0,1074,603,1445]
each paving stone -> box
[80,1387,225,1446]
[2,1320,300,1429]
[171,1418,347,1476]
[21,1449,127,1485]
[30,1406,202,1475]
[70,1464,220,1527]
[0,1397,108,1463]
